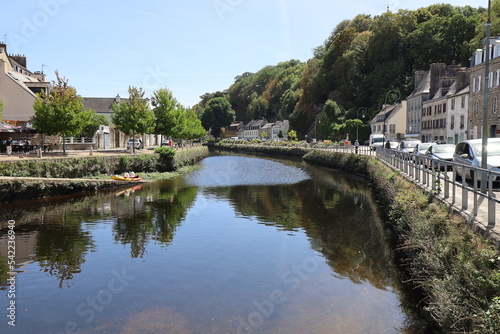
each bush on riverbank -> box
[367,159,500,333]
[302,149,369,176]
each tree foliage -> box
[201,97,235,139]
[111,86,154,153]
[196,3,486,143]
[79,112,109,138]
[33,72,98,154]
[152,88,183,138]
[0,98,3,120]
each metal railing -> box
[376,147,499,232]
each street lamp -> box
[356,107,367,141]
[481,0,492,193]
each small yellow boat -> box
[111,175,142,181]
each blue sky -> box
[1,0,489,107]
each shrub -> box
[154,146,176,159]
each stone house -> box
[469,37,500,139]
[243,119,267,140]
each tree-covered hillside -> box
[198,3,492,140]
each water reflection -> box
[0,155,425,333]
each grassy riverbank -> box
[215,143,500,333]
[0,146,209,203]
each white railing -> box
[376,147,499,232]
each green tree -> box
[111,86,155,153]
[180,108,206,140]
[151,88,184,141]
[33,71,91,154]
[248,96,269,120]
[201,97,235,139]
[0,98,3,120]
[287,129,298,141]
[277,129,284,139]
[79,112,109,138]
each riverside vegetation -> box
[214,142,500,333]
[0,146,209,203]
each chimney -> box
[414,71,426,91]
[430,63,447,98]
[10,54,27,68]
[115,94,121,103]
[455,70,470,92]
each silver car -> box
[425,144,455,170]
[453,138,500,182]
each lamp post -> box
[357,107,366,141]
[481,0,492,193]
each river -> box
[0,154,428,333]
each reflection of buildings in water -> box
[0,230,38,278]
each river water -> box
[0,155,427,333]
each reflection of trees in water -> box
[0,182,198,285]
[35,211,95,289]
[112,186,198,258]
[208,174,397,290]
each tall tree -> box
[180,108,206,140]
[151,88,183,140]
[33,71,92,154]
[201,97,235,139]
[111,86,154,153]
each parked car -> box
[398,140,422,153]
[127,138,144,149]
[413,142,436,163]
[453,138,500,183]
[425,144,456,170]
[369,134,386,151]
[388,141,399,149]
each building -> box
[421,64,467,143]
[83,95,160,149]
[469,37,500,139]
[0,43,50,124]
[243,119,267,140]
[406,71,430,139]
[271,120,289,140]
[370,102,407,141]
[445,72,469,144]
[222,122,243,139]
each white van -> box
[369,134,386,151]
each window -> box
[389,124,396,134]
[475,101,480,116]
[495,70,500,87]
[451,99,455,110]
[450,116,455,130]
[478,76,482,92]
[494,97,498,114]
[460,115,465,129]
[461,96,466,108]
